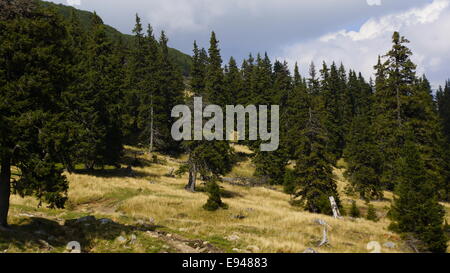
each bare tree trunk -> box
[185,153,197,192]
[149,95,154,153]
[0,156,11,228]
[396,85,401,126]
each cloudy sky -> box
[50,0,450,88]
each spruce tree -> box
[136,24,159,152]
[153,31,185,153]
[204,31,226,106]
[76,12,123,169]
[436,81,450,200]
[350,201,361,218]
[389,139,447,253]
[344,114,383,200]
[366,203,379,222]
[184,33,235,208]
[293,106,341,215]
[123,14,147,144]
[0,1,71,227]
[224,56,243,105]
[372,32,445,193]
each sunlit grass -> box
[8,146,448,253]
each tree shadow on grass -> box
[73,167,159,179]
[0,216,164,253]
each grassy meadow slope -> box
[3,145,449,253]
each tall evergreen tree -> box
[372,32,444,192]
[204,32,226,106]
[190,41,208,96]
[184,33,235,209]
[136,24,159,152]
[123,14,147,144]
[389,139,447,253]
[0,1,71,227]
[293,106,341,215]
[153,30,185,153]
[224,56,243,105]
[76,12,123,169]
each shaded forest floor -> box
[2,145,449,253]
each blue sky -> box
[50,0,449,88]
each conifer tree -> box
[76,12,123,168]
[366,203,379,222]
[224,57,243,105]
[137,24,159,152]
[350,201,361,218]
[204,32,226,106]
[436,81,450,200]
[239,54,256,105]
[372,32,444,192]
[153,31,185,153]
[123,14,147,144]
[344,113,383,200]
[293,106,341,215]
[190,41,208,96]
[389,139,447,253]
[0,1,71,227]
[319,62,344,162]
[185,33,235,207]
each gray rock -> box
[116,236,127,244]
[247,245,260,252]
[231,213,246,220]
[38,239,53,250]
[303,248,318,253]
[383,242,397,249]
[98,218,113,225]
[34,230,47,236]
[130,234,137,244]
[226,234,240,241]
[76,216,96,223]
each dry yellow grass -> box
[8,146,449,253]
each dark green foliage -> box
[350,201,361,218]
[203,179,229,211]
[39,0,192,76]
[319,62,345,162]
[373,32,446,195]
[205,32,226,106]
[366,204,379,222]
[292,107,342,215]
[389,139,447,253]
[190,41,208,96]
[436,81,450,201]
[344,114,383,200]
[184,33,236,207]
[122,16,184,154]
[283,169,296,195]
[224,57,243,105]
[74,12,124,168]
[0,1,71,226]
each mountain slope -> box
[5,145,449,253]
[40,0,192,76]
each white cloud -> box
[45,0,449,86]
[279,0,450,88]
[367,0,382,6]
[66,0,81,6]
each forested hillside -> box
[39,1,192,76]
[0,0,449,253]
